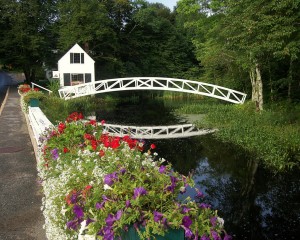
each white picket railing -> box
[28,107,53,146]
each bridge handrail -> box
[102,123,216,139]
[31,82,53,94]
[58,77,247,104]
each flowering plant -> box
[38,112,231,240]
[18,83,31,94]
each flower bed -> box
[38,112,231,240]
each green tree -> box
[0,0,56,82]
[177,0,300,109]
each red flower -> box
[150,144,156,149]
[111,137,120,149]
[100,120,105,125]
[63,147,69,153]
[89,119,97,126]
[90,140,97,150]
[66,112,84,122]
[58,122,66,133]
[99,150,105,157]
[84,133,94,140]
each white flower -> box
[61,207,67,216]
[217,217,224,227]
[103,184,112,190]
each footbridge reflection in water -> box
[102,123,216,139]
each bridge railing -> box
[58,77,247,104]
[102,123,216,139]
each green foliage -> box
[22,90,46,105]
[47,80,61,97]
[40,96,98,123]
[175,101,300,171]
[0,0,56,82]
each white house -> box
[57,43,95,87]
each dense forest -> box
[0,0,299,111]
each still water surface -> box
[95,96,300,240]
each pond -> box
[95,95,300,240]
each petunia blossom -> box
[211,230,222,240]
[50,148,59,160]
[200,235,210,240]
[210,216,217,227]
[181,206,191,214]
[103,172,118,186]
[182,216,192,228]
[153,211,163,222]
[159,165,166,174]
[133,187,147,199]
[224,234,232,240]
[73,205,84,219]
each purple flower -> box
[73,205,84,219]
[105,214,115,226]
[66,219,78,230]
[105,210,123,227]
[153,211,163,222]
[182,216,192,228]
[210,216,217,227]
[211,230,221,240]
[119,168,126,174]
[133,187,147,199]
[104,172,118,186]
[95,201,105,210]
[125,200,131,208]
[99,226,114,240]
[166,176,178,193]
[224,234,232,240]
[115,210,122,220]
[198,203,211,209]
[50,148,59,160]
[195,189,204,198]
[182,225,193,238]
[70,192,77,204]
[159,165,166,173]
[200,235,210,240]
[96,195,110,209]
[86,217,94,226]
[181,206,191,214]
[223,234,232,240]
[66,217,82,230]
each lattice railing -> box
[59,77,247,104]
[102,123,216,139]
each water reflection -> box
[95,96,300,240]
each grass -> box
[175,101,300,172]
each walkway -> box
[0,72,46,239]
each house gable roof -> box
[58,43,95,63]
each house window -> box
[63,73,92,86]
[71,74,84,85]
[70,53,85,64]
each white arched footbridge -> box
[59,77,247,104]
[102,123,216,139]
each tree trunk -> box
[249,63,263,111]
[23,68,36,84]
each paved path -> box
[0,72,46,239]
